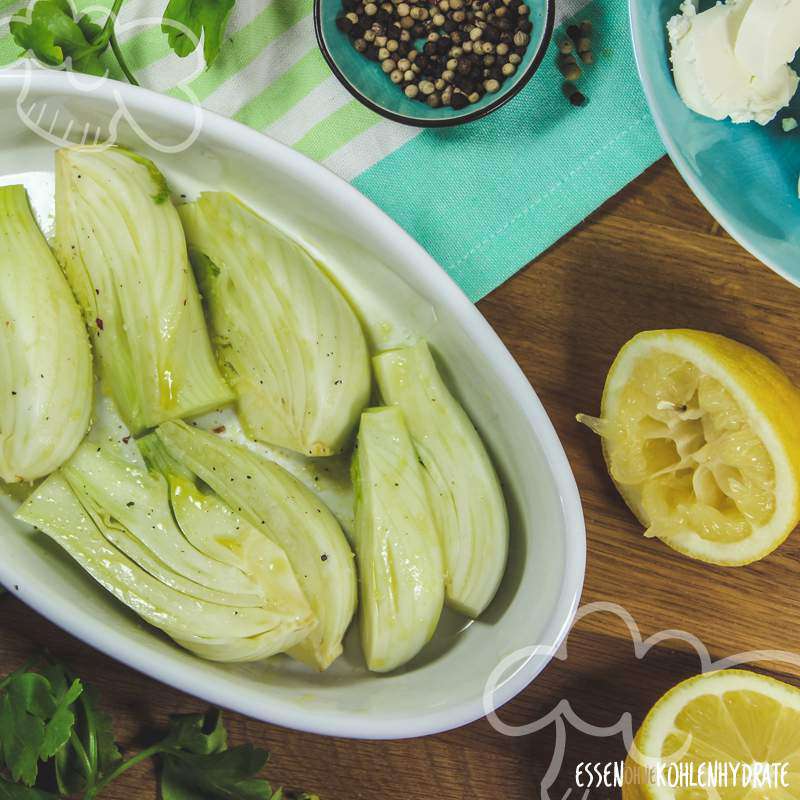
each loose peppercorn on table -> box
[3,157,800,797]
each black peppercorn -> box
[365,44,380,60]
[336,15,353,33]
[451,91,468,109]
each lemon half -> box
[578,330,800,565]
[624,669,800,800]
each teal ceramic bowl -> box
[630,0,800,286]
[314,0,554,127]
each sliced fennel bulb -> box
[0,184,92,483]
[178,192,370,457]
[353,407,444,672]
[54,147,233,434]
[16,440,315,662]
[155,420,357,670]
[373,341,509,618]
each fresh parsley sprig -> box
[0,657,318,800]
[10,0,237,85]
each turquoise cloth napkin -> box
[353,0,666,300]
[0,0,665,302]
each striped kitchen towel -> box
[0,0,665,300]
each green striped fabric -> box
[0,0,397,171]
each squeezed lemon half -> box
[578,330,800,565]
[623,669,800,800]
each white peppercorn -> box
[399,15,414,27]
[354,37,367,51]
[468,91,480,103]
[364,29,376,41]
[484,78,500,92]
[473,41,484,54]
[404,83,419,98]
[450,46,463,57]
[428,31,440,41]
[403,68,415,80]
[446,57,458,69]
[509,52,521,64]
[345,11,359,23]
[410,5,427,19]
[434,77,445,90]
[378,46,390,59]
[518,3,529,13]
[408,48,417,60]
[450,0,463,8]
[397,57,410,70]
[364,2,377,14]
[426,92,441,107]
[375,35,387,46]
[469,26,482,40]
[381,58,396,72]
[397,1,410,14]
[496,42,509,55]
[438,0,450,9]
[442,68,455,81]
[442,85,453,105]
[399,29,411,41]
[513,30,529,46]
[389,68,403,83]
[433,12,445,25]
[501,61,516,76]
[482,41,494,53]
[419,79,435,95]
[386,38,399,51]
[462,40,473,51]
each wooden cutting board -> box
[2,157,799,799]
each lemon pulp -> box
[578,330,800,565]
[626,670,800,800]
[582,352,774,545]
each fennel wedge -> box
[353,407,444,672]
[0,184,92,483]
[373,341,509,618]
[155,420,357,670]
[16,441,315,662]
[178,192,370,457]
[54,146,233,434]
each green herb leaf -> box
[161,745,273,800]
[10,0,106,76]
[39,678,81,760]
[0,674,51,786]
[162,0,235,65]
[164,710,228,755]
[0,776,57,799]
[53,681,120,796]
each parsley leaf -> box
[160,710,273,800]
[10,0,106,76]
[0,776,56,799]
[10,0,139,85]
[0,660,317,800]
[0,670,82,787]
[162,0,235,65]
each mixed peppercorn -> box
[558,19,593,107]
[335,0,533,110]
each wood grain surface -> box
[3,156,800,799]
